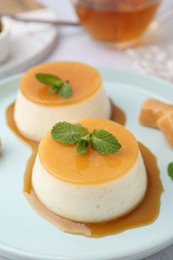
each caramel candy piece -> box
[157,111,173,148]
[139,98,173,128]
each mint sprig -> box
[51,122,121,155]
[77,140,89,155]
[91,129,121,154]
[35,73,72,99]
[51,122,89,144]
[168,162,173,181]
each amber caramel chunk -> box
[157,111,173,148]
[139,99,173,128]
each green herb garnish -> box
[35,73,72,99]
[168,162,173,181]
[51,122,121,155]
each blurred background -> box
[0,0,173,82]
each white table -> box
[1,0,173,259]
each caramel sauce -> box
[6,102,163,237]
[39,119,139,184]
[110,100,126,126]
[20,62,102,106]
[74,0,160,42]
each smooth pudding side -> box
[14,62,111,141]
[14,87,111,141]
[32,152,147,223]
[32,118,147,223]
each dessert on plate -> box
[32,118,147,223]
[14,61,111,141]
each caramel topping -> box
[39,118,139,184]
[20,62,101,106]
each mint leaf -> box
[81,134,91,143]
[168,162,173,181]
[36,73,62,86]
[35,73,72,99]
[49,85,60,94]
[51,122,121,155]
[77,140,89,155]
[59,82,72,98]
[51,122,89,144]
[91,129,121,154]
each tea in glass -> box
[73,0,161,43]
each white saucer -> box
[0,9,58,79]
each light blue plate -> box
[0,69,173,260]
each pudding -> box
[14,62,111,141]
[32,118,147,223]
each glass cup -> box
[72,0,161,48]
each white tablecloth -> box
[1,0,173,259]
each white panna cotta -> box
[32,118,147,223]
[14,62,111,141]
